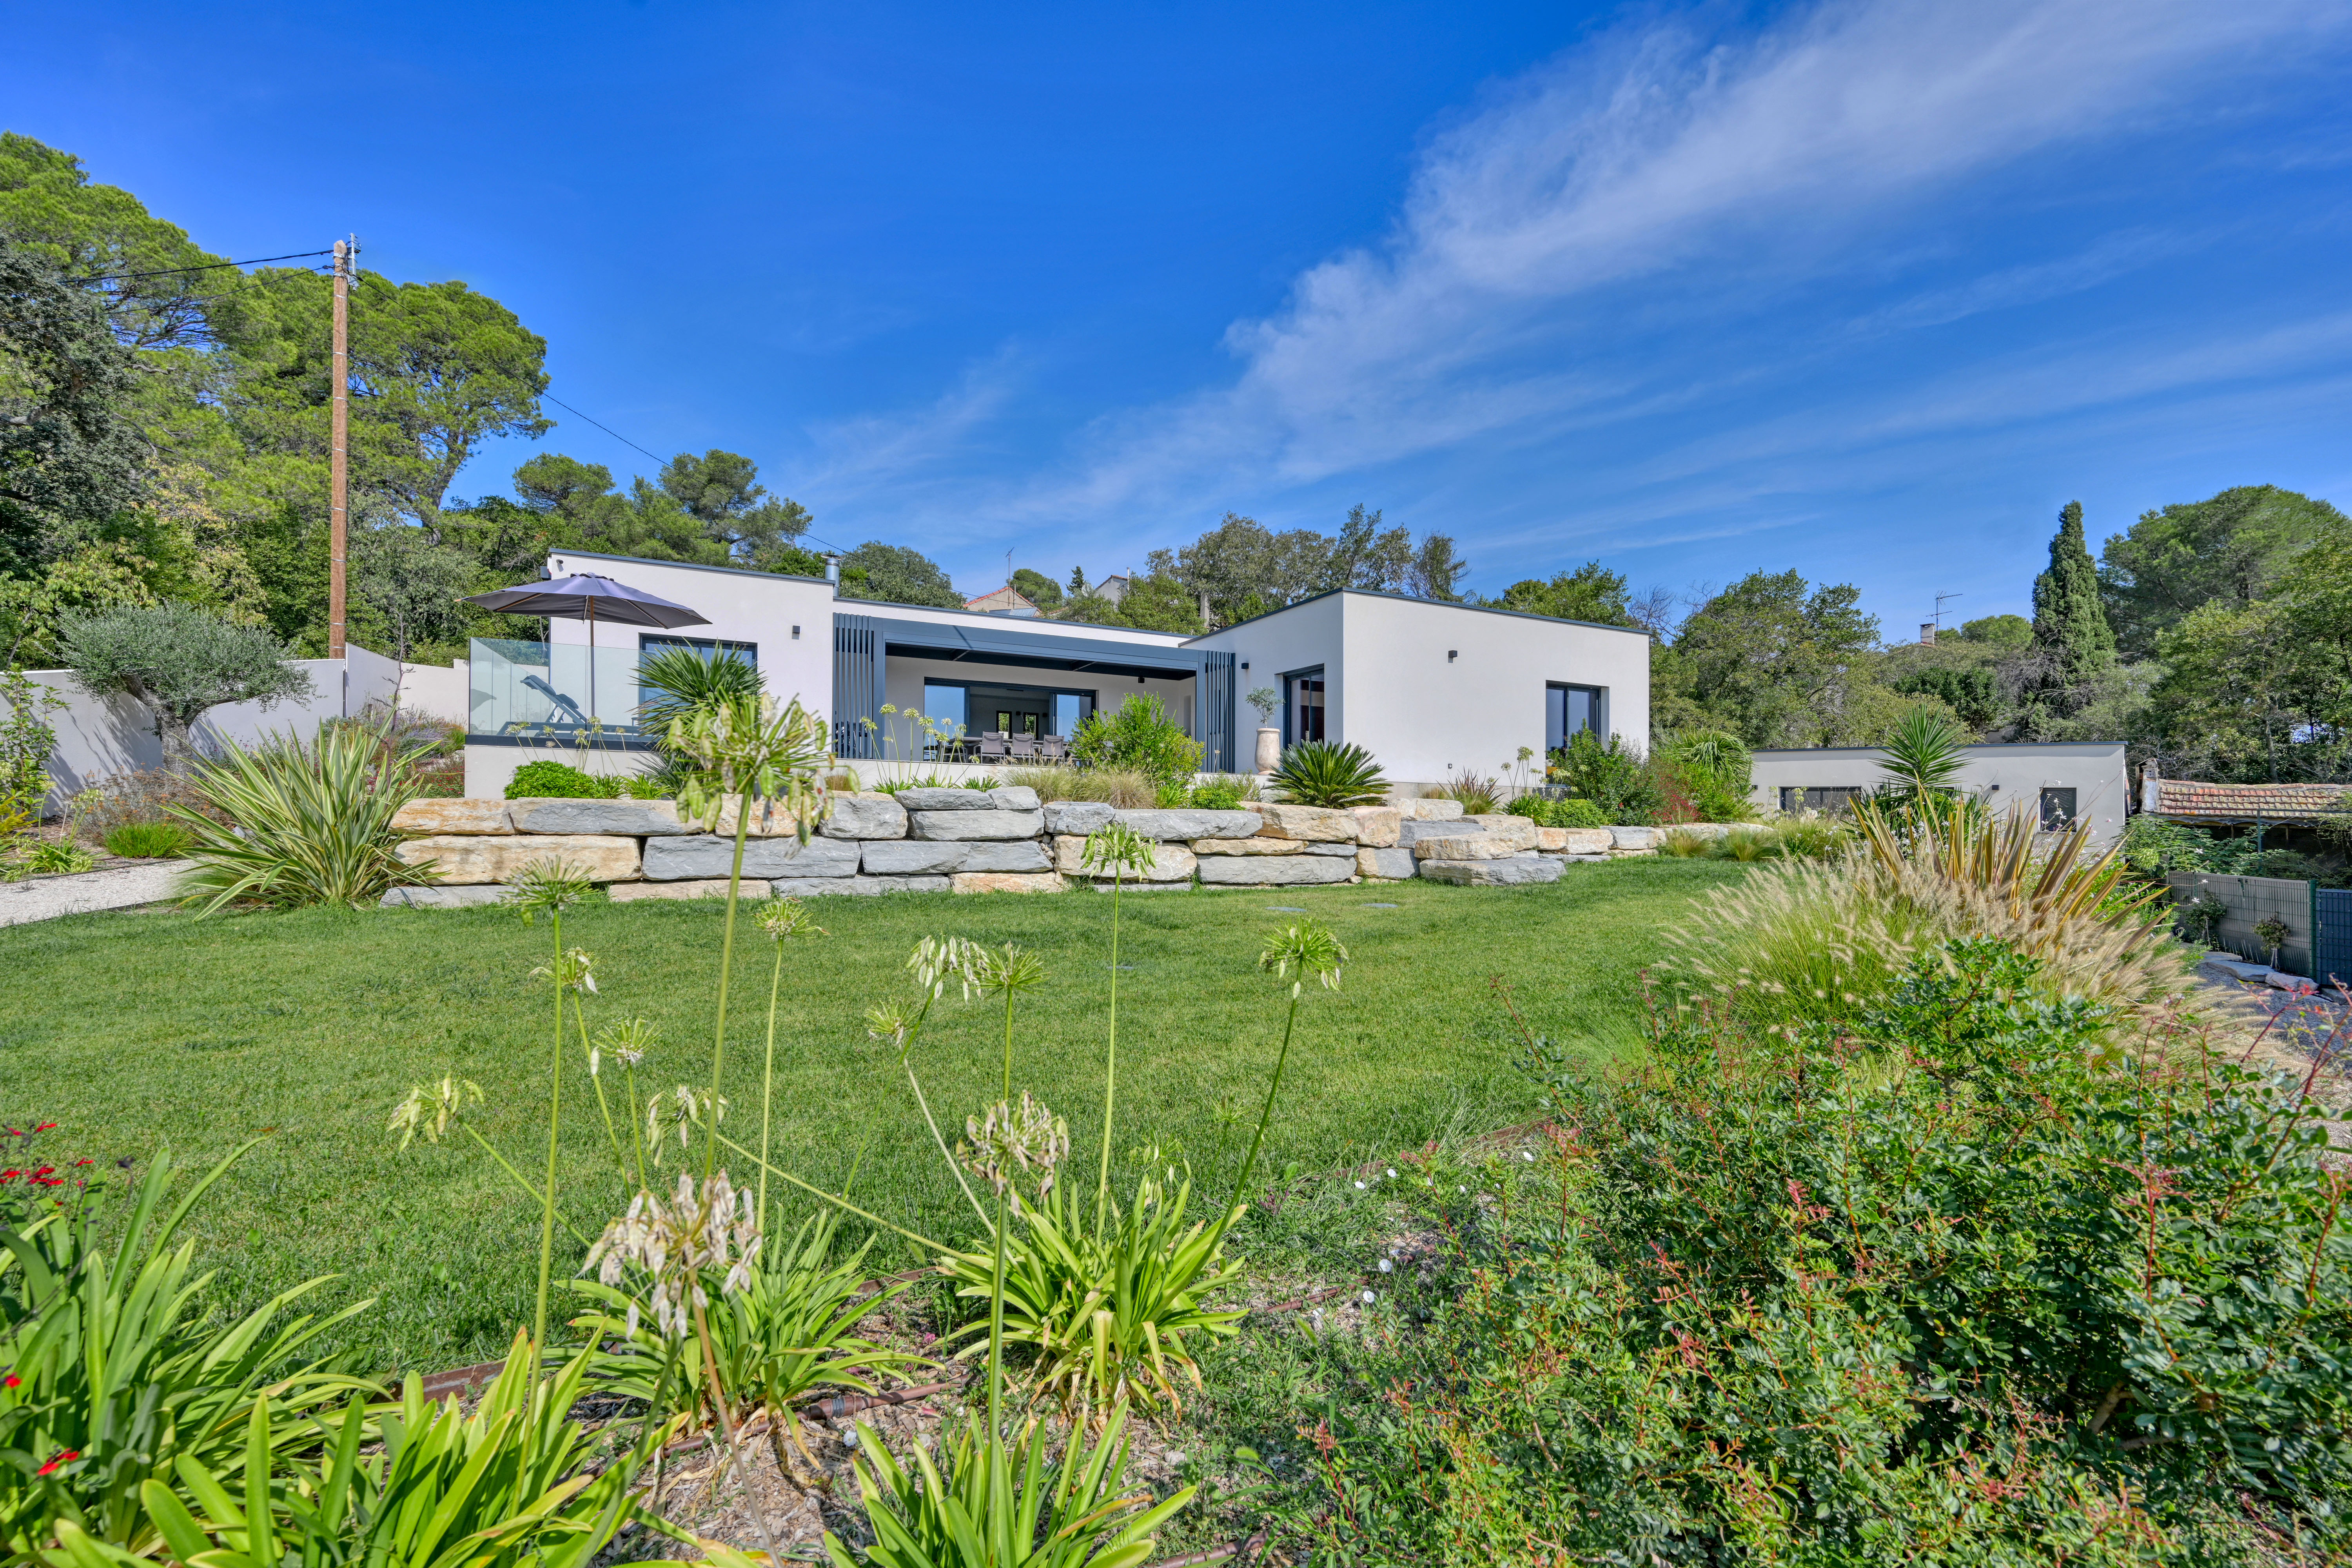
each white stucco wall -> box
[397,658,470,724]
[1189,593,1345,760]
[1188,592,1651,787]
[8,654,395,814]
[544,551,837,722]
[1748,742,2129,844]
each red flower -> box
[36,1450,78,1475]
[33,1124,56,1133]
[4,1375,20,1388]
[0,1172,18,1183]
[73,1159,93,1167]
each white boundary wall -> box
[6,644,405,815]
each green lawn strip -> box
[0,859,1741,1371]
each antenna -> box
[1006,548,1014,589]
[1934,591,1963,630]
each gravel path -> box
[0,862,189,928]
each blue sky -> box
[8,0,2352,632]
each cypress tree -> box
[2020,501,2117,735]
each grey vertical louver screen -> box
[833,615,882,758]
[1201,651,1236,772]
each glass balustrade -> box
[468,638,652,742]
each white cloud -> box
[1022,0,2348,515]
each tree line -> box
[3,131,2343,783]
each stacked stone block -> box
[383,788,1664,906]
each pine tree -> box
[2019,500,2117,736]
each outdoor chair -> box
[1038,735,1069,762]
[975,735,1010,762]
[1007,735,1040,760]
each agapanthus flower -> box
[583,1170,762,1338]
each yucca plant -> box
[1269,740,1387,808]
[48,1331,677,1568]
[173,724,435,912]
[0,1144,376,1561]
[637,645,765,732]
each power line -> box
[539,391,844,555]
[540,392,669,465]
[74,249,338,285]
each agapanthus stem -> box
[757,940,785,1231]
[533,908,564,1377]
[706,797,754,1181]
[580,996,628,1189]
[1097,864,1122,1235]
[1216,984,1303,1251]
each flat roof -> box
[548,548,833,586]
[1751,741,2125,756]
[1191,586,1655,640]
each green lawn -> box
[0,860,1742,1371]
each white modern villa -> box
[459,549,1654,796]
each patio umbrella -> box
[463,573,710,724]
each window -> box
[639,634,757,666]
[919,679,1093,739]
[1283,668,1326,747]
[2039,787,2078,831]
[920,682,967,733]
[1546,684,1603,753]
[1779,786,1864,814]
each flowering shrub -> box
[1263,941,2352,1562]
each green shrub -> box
[19,838,95,875]
[1270,741,1388,808]
[1656,728,1757,821]
[175,726,437,912]
[1281,941,2352,1562]
[103,821,190,858]
[1549,731,1666,824]
[1505,794,1610,828]
[1427,770,1500,815]
[999,764,1158,806]
[1659,826,1711,857]
[1187,774,1252,809]
[1069,694,1203,786]
[505,758,617,799]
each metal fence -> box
[2166,872,2320,976]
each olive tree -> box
[58,602,315,769]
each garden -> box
[6,638,2352,1565]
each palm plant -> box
[1874,706,1970,803]
[173,724,436,912]
[637,645,764,731]
[1269,740,1387,808]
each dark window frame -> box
[916,676,1098,739]
[2039,786,2079,831]
[1281,665,1327,749]
[1779,786,1866,815]
[1546,682,1606,754]
[638,633,759,666]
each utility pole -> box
[327,236,354,656]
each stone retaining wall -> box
[383,790,1672,904]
